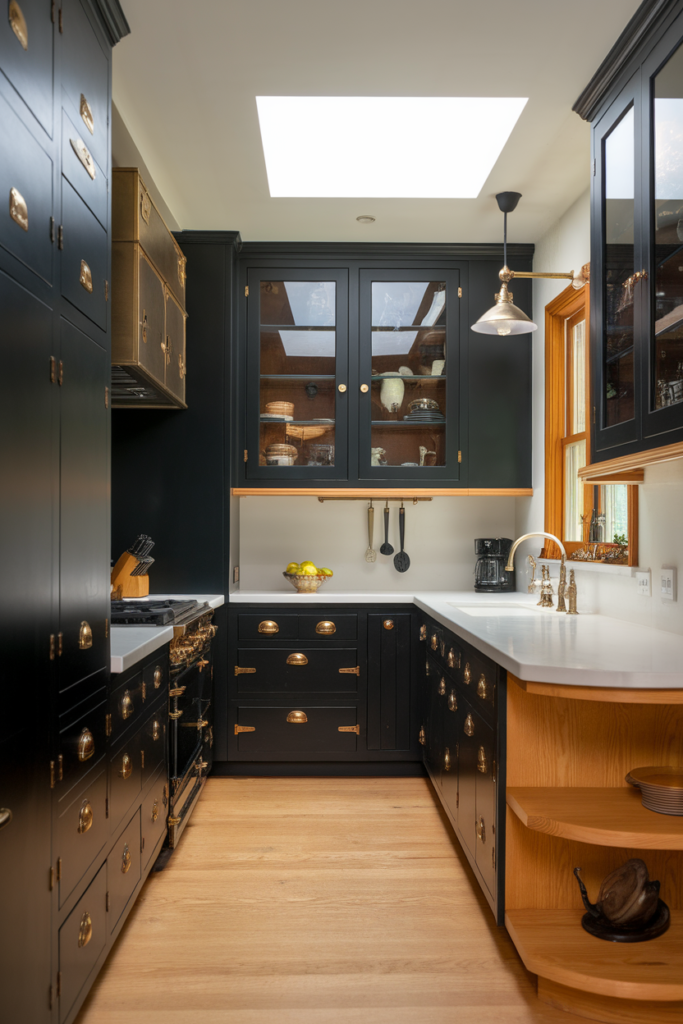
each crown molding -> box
[83,0,130,45]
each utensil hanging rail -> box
[317,497,432,503]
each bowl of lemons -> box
[283,561,333,593]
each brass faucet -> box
[505,532,567,571]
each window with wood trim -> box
[544,280,638,565]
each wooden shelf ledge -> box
[232,488,534,497]
[578,440,683,483]
[507,786,683,849]
[506,908,683,1002]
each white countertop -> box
[111,594,225,674]
[231,590,683,690]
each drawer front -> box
[138,177,185,306]
[238,614,298,640]
[61,179,108,329]
[234,705,360,757]
[108,727,143,832]
[235,647,360,694]
[61,108,107,228]
[56,764,107,909]
[298,614,357,640]
[138,249,166,386]
[141,709,166,788]
[107,809,141,931]
[141,769,168,869]
[0,0,54,135]
[57,688,107,798]
[163,287,186,403]
[143,655,169,697]
[109,671,144,744]
[61,0,109,170]
[58,863,107,1024]
[0,90,53,283]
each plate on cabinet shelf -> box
[260,414,293,421]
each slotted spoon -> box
[365,502,377,562]
[393,503,410,572]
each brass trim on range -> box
[78,620,93,648]
[464,714,475,737]
[383,619,394,630]
[121,843,131,874]
[9,186,28,231]
[477,674,490,700]
[339,666,360,675]
[153,667,163,688]
[448,690,457,712]
[419,624,427,641]
[316,620,336,634]
[77,912,92,949]
[119,754,132,780]
[286,653,308,666]
[180,718,208,730]
[80,94,94,135]
[338,725,360,734]
[258,620,279,633]
[77,800,93,834]
[168,709,183,719]
[9,1,28,49]
[120,691,134,720]
[79,260,93,293]
[234,666,256,676]
[438,676,446,696]
[77,728,95,762]
[418,725,426,746]
[463,663,471,685]
[477,746,488,774]
[169,687,186,697]
[286,710,307,724]
[70,137,96,179]
[234,724,255,735]
[444,747,451,771]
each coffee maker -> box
[474,538,515,593]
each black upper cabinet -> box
[589,2,683,459]
[0,0,54,137]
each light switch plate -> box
[660,566,677,601]
[635,570,651,597]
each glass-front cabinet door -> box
[245,269,348,479]
[358,270,460,481]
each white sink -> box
[448,603,543,617]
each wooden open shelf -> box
[233,488,534,497]
[507,786,683,849]
[506,909,683,1003]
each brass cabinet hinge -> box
[58,361,63,386]
[234,666,255,675]
[244,449,248,463]
[105,386,109,408]
[49,633,56,659]
[49,866,54,891]
[338,725,360,734]
[57,224,63,249]
[105,713,112,737]
[234,724,255,735]
[338,666,360,675]
[245,285,249,297]
[50,216,55,243]
[50,760,55,788]
[49,356,56,384]
[458,450,462,463]
[104,279,108,302]
[458,286,462,298]
[106,891,110,911]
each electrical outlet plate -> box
[635,570,651,597]
[660,566,677,601]
[233,565,240,584]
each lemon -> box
[285,562,301,574]
[300,560,316,569]
[319,568,333,576]
[300,565,319,575]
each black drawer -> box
[55,763,107,909]
[141,768,168,869]
[57,687,107,798]
[142,652,168,696]
[141,708,166,788]
[0,0,54,136]
[108,726,142,832]
[107,809,141,931]
[61,108,107,228]
[298,614,357,640]
[60,178,108,329]
[109,671,145,743]
[238,614,298,640]
[235,647,360,693]
[61,0,109,170]
[234,705,360,757]
[0,90,53,283]
[58,862,107,1024]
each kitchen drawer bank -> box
[226,604,421,771]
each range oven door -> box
[168,643,213,845]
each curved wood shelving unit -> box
[510,672,683,704]
[507,786,683,850]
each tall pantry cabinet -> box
[0,3,129,1022]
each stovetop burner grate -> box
[110,599,203,626]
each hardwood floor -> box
[77,778,586,1023]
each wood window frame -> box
[544,281,639,565]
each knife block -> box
[111,551,150,598]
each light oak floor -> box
[77,777,587,1024]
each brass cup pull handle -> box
[383,620,394,630]
[119,754,132,780]
[121,843,131,874]
[78,620,93,649]
[70,137,96,180]
[418,726,426,746]
[121,691,134,720]
[79,260,93,293]
[286,653,308,666]
[477,674,489,700]
[258,620,279,634]
[286,711,308,724]
[153,667,162,688]
[9,1,28,50]
[444,747,451,771]
[78,800,93,834]
[316,621,336,634]
[9,186,28,231]
[448,691,457,712]
[430,633,438,650]
[140,186,151,224]
[437,676,446,696]
[419,624,427,641]
[476,817,486,844]
[447,648,460,669]
[80,94,94,135]
[77,728,95,762]
[78,911,93,948]
[464,714,475,737]
[463,662,471,685]
[477,746,488,774]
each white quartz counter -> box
[111,594,225,673]
[231,590,683,690]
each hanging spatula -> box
[365,501,377,562]
[393,502,410,572]
[379,501,394,555]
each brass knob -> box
[476,817,486,844]
[338,384,347,393]
[153,667,162,688]
[286,653,308,666]
[119,754,132,780]
[418,726,426,746]
[121,843,131,873]
[419,624,426,641]
[448,690,457,712]
[77,800,93,834]
[258,620,279,634]
[477,674,489,700]
[464,714,475,737]
[77,728,95,762]
[383,620,394,630]
[316,621,336,634]
[286,710,308,723]
[463,662,471,685]
[121,691,134,720]
[78,620,93,650]
[438,676,446,696]
[360,384,369,393]
[477,746,488,774]
[78,911,93,948]
[430,633,438,651]
[152,720,162,741]
[151,801,159,822]
[444,747,451,771]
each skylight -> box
[256,96,528,199]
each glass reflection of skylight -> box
[372,282,445,328]
[278,331,335,357]
[257,96,528,198]
[371,331,418,357]
[605,107,634,199]
[655,98,683,199]
[282,282,335,325]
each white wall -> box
[238,496,516,593]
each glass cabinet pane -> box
[258,280,337,468]
[369,281,447,469]
[603,106,636,428]
[652,42,683,412]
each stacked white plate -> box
[626,766,683,815]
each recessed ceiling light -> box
[256,96,528,199]
[356,215,376,223]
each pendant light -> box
[472,192,587,337]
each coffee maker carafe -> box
[474,538,515,593]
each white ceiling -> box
[113,0,641,243]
